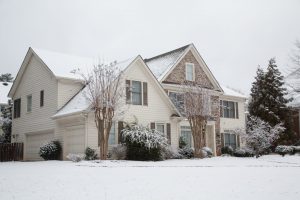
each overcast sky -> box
[0,0,299,94]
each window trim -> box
[26,94,32,113]
[223,132,237,149]
[131,80,142,105]
[185,63,195,81]
[155,123,166,135]
[220,100,239,119]
[126,79,148,106]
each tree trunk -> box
[189,116,207,158]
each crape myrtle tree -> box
[182,83,211,158]
[81,61,124,160]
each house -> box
[9,44,246,160]
[285,68,300,140]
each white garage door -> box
[65,126,85,155]
[25,132,54,161]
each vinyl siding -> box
[12,55,57,141]
[57,80,83,109]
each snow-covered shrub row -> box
[233,147,254,157]
[39,140,62,160]
[84,147,97,160]
[122,124,168,161]
[110,144,127,160]
[202,147,213,158]
[161,146,183,159]
[221,146,234,155]
[275,145,298,156]
[66,154,85,162]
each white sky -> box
[0,0,300,94]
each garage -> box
[25,131,54,161]
[65,125,85,157]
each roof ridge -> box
[144,44,191,62]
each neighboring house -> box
[0,81,12,136]
[9,44,247,160]
[285,68,300,140]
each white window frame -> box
[155,123,165,135]
[185,63,195,81]
[26,94,32,113]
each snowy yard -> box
[0,155,300,200]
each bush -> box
[233,147,254,157]
[161,146,183,159]
[293,146,300,154]
[122,125,168,161]
[39,140,62,160]
[110,144,127,160]
[179,136,187,149]
[275,145,295,156]
[202,147,213,158]
[66,154,84,162]
[85,147,97,160]
[178,147,194,159]
[221,146,234,155]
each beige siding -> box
[57,80,83,109]
[12,55,57,141]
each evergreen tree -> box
[0,73,13,82]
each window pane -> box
[181,126,192,147]
[186,64,194,81]
[132,81,142,105]
[27,95,32,112]
[108,122,115,145]
[156,124,165,134]
[224,133,237,149]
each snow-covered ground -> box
[0,155,300,200]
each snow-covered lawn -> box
[1,155,300,200]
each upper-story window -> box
[27,94,32,112]
[185,63,195,81]
[220,100,239,119]
[126,80,148,106]
[40,90,44,107]
[13,98,21,118]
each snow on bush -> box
[221,146,234,155]
[122,125,168,149]
[275,145,295,156]
[84,147,97,160]
[110,144,127,160]
[233,147,254,157]
[161,146,183,159]
[243,116,285,157]
[202,147,213,158]
[39,140,62,160]
[66,153,85,162]
[178,147,194,159]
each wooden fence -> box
[0,143,23,162]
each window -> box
[108,122,116,145]
[126,80,148,106]
[185,63,194,81]
[13,98,21,118]
[169,92,184,111]
[220,100,238,119]
[156,123,165,134]
[0,105,5,112]
[40,90,44,107]
[224,133,237,149]
[181,126,192,147]
[27,95,32,112]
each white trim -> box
[185,62,195,81]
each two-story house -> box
[9,44,246,160]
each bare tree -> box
[81,61,124,160]
[182,84,212,158]
[290,40,300,69]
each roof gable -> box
[145,44,223,92]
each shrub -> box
[293,146,300,154]
[39,140,62,160]
[178,147,194,159]
[110,144,127,160]
[275,145,295,156]
[221,146,233,155]
[85,147,97,160]
[66,154,84,162]
[202,147,213,158]
[233,147,254,157]
[122,125,168,161]
[161,146,183,159]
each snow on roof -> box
[0,82,12,104]
[32,48,98,80]
[221,85,246,99]
[53,57,137,118]
[285,68,300,108]
[144,44,189,80]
